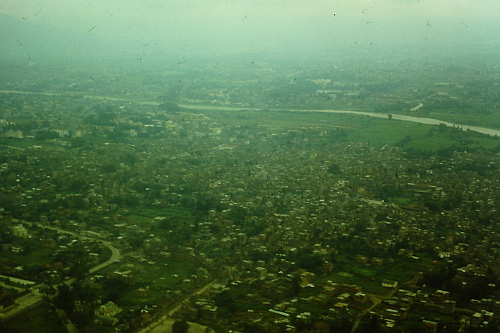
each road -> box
[22,217,212,333]
[0,287,44,322]
[35,224,123,275]
[350,274,422,333]
[137,281,215,333]
[0,221,123,321]
[89,241,122,274]
[1,90,500,137]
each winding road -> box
[0,221,122,322]
[36,225,123,274]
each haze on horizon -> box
[1,0,499,68]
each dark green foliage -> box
[214,290,238,313]
[72,310,93,327]
[241,323,267,333]
[395,135,413,147]
[66,178,91,192]
[288,248,324,272]
[297,253,324,272]
[158,102,181,113]
[290,274,301,297]
[0,323,21,333]
[100,163,117,173]
[354,315,381,333]
[52,246,88,268]
[421,265,454,289]
[328,315,352,333]
[34,130,60,140]
[172,320,190,333]
[72,282,99,303]
[450,270,500,306]
[102,276,131,302]
[327,163,341,175]
[68,263,90,278]
[53,284,75,312]
[108,194,139,206]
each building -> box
[202,305,218,321]
[12,225,28,238]
[95,301,122,317]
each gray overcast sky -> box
[2,0,499,58]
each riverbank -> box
[286,109,500,137]
[2,90,499,137]
[180,103,500,137]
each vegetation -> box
[172,320,190,333]
[0,53,499,332]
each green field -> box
[0,244,53,268]
[210,109,500,152]
[316,256,436,296]
[414,111,500,130]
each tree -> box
[172,320,190,333]
[214,290,238,313]
[102,276,130,302]
[35,130,60,140]
[296,253,323,272]
[290,274,301,297]
[0,322,20,333]
[158,102,181,113]
[71,310,92,327]
[53,284,75,312]
[327,163,341,175]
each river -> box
[286,108,500,137]
[2,90,500,137]
[179,103,500,137]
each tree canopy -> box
[172,320,190,333]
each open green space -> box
[341,115,498,151]
[98,255,200,308]
[0,245,53,268]
[127,206,200,226]
[0,137,71,150]
[208,109,500,152]
[317,256,437,296]
[414,111,500,130]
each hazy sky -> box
[2,0,499,59]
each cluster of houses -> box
[0,90,499,332]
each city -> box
[0,57,499,332]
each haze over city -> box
[1,0,499,66]
[0,1,499,333]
